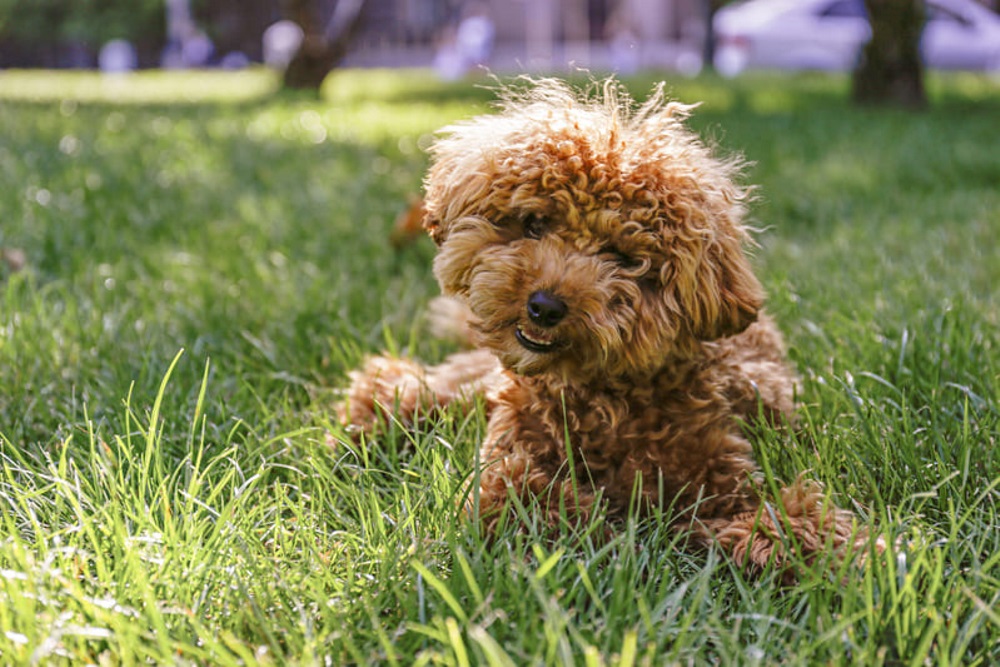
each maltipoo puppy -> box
[338,79,872,576]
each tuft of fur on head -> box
[422,78,764,382]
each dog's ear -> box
[421,196,446,245]
[422,149,454,246]
[422,169,486,247]
[423,212,444,246]
[673,232,764,341]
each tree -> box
[701,0,730,72]
[0,0,165,67]
[282,0,367,90]
[852,0,927,108]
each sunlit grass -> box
[0,68,997,664]
[0,67,280,104]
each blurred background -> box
[1,0,998,84]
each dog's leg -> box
[425,296,480,349]
[336,349,502,435]
[717,316,798,427]
[472,451,602,537]
[699,478,874,580]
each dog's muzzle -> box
[515,290,567,353]
[526,290,567,328]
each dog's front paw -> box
[706,479,875,582]
[334,356,431,438]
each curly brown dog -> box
[338,79,872,577]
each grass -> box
[0,66,997,664]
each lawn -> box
[0,67,997,665]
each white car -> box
[714,0,1000,76]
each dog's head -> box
[422,79,763,381]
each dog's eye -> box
[605,249,643,271]
[523,215,547,240]
[613,252,636,267]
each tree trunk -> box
[702,0,727,72]
[852,0,927,108]
[283,0,366,91]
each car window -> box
[821,0,867,18]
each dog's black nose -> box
[527,290,568,328]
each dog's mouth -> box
[515,325,561,353]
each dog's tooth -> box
[516,326,557,352]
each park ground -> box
[0,68,998,664]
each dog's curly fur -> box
[338,79,872,576]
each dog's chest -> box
[484,371,755,510]
[494,376,730,469]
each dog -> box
[337,78,873,577]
